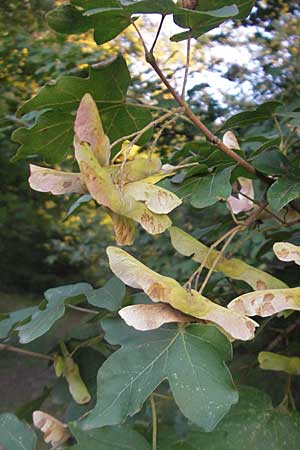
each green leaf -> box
[47,3,132,45]
[86,277,126,311]
[12,111,73,162]
[185,387,300,450]
[172,0,254,41]
[252,150,290,176]
[67,195,93,217]
[190,167,232,208]
[0,306,37,340]
[268,176,300,211]
[47,1,254,45]
[82,322,237,432]
[221,101,282,129]
[68,424,151,450]
[0,414,36,450]
[13,56,152,163]
[17,283,92,344]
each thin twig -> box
[199,226,242,294]
[184,225,242,290]
[273,114,285,154]
[181,31,192,99]
[150,15,165,54]
[266,317,300,351]
[150,395,158,450]
[111,110,177,161]
[132,21,272,184]
[238,191,286,224]
[70,335,103,357]
[0,343,54,362]
[66,304,99,315]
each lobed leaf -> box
[0,414,36,450]
[184,387,300,450]
[13,57,152,163]
[0,306,37,340]
[82,321,237,431]
[86,277,126,311]
[69,423,151,450]
[17,283,92,343]
[47,0,253,44]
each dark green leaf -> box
[222,101,282,129]
[68,424,150,450]
[12,111,73,162]
[268,176,300,211]
[190,167,232,208]
[0,414,36,450]
[185,387,300,450]
[67,195,93,217]
[82,323,237,432]
[86,277,126,311]
[48,0,253,45]
[0,306,37,340]
[47,3,132,45]
[13,57,152,163]
[253,150,290,176]
[17,283,92,343]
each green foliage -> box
[83,321,237,431]
[68,424,151,450]
[268,176,300,211]
[190,167,232,209]
[13,56,152,163]
[0,413,36,450]
[47,0,254,44]
[86,277,126,311]
[17,283,92,343]
[184,388,300,450]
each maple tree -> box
[1,1,300,449]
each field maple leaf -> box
[29,93,181,244]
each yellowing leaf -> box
[109,155,162,184]
[107,246,258,341]
[258,352,300,376]
[109,212,136,246]
[29,165,86,195]
[119,304,191,331]
[273,242,300,265]
[223,131,240,150]
[228,288,300,317]
[227,177,254,214]
[124,181,182,214]
[169,227,287,290]
[32,411,71,447]
[29,94,181,244]
[74,93,110,167]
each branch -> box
[150,395,158,450]
[0,343,54,362]
[132,22,271,184]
